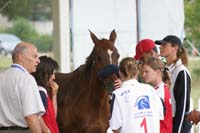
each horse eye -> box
[114,53,120,59]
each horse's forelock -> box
[101,38,114,46]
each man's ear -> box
[17,53,25,63]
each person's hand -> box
[186,109,200,125]
[113,79,122,89]
[50,81,59,96]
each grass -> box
[188,57,200,109]
[0,55,12,71]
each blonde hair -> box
[119,57,138,79]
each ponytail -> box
[162,67,171,88]
[177,47,188,67]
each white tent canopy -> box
[53,0,185,72]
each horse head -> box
[86,30,120,74]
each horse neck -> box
[88,68,108,99]
[88,68,101,90]
[79,63,109,108]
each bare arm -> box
[25,114,42,133]
[50,81,59,117]
[39,116,51,133]
[113,79,122,89]
[52,95,57,117]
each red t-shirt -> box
[159,84,173,133]
[42,96,59,133]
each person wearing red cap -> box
[134,39,159,82]
[155,35,192,133]
[134,39,158,61]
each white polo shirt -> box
[0,64,45,127]
[109,79,163,133]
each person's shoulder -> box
[17,72,37,86]
[177,64,188,71]
[0,67,12,74]
[17,71,34,80]
[175,64,191,79]
[0,68,7,75]
[38,86,48,95]
[137,82,158,94]
[112,83,131,97]
[138,82,154,90]
[112,86,124,95]
[0,67,24,79]
[174,61,190,74]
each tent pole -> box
[136,0,140,43]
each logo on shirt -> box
[120,89,130,96]
[135,96,150,110]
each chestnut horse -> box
[55,30,119,133]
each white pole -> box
[185,39,200,56]
[52,0,71,73]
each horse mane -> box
[85,48,95,71]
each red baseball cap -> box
[134,39,156,60]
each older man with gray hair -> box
[0,42,45,133]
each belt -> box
[0,126,29,130]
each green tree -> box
[0,0,52,21]
[3,18,52,52]
[4,17,37,41]
[184,0,200,50]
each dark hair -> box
[152,46,158,53]
[142,57,171,88]
[119,57,138,79]
[32,56,58,94]
[175,46,188,66]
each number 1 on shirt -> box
[140,117,147,133]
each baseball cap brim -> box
[155,35,183,48]
[155,40,167,45]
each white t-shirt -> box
[0,64,45,127]
[109,79,164,133]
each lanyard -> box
[11,64,25,72]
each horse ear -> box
[109,29,117,44]
[89,30,99,45]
